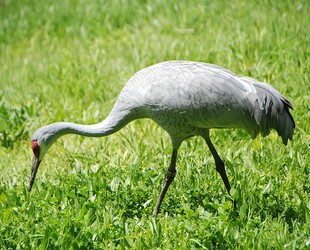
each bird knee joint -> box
[215,160,225,171]
[166,170,176,179]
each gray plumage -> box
[28,61,295,215]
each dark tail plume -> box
[240,76,295,145]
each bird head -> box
[28,124,58,191]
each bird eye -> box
[31,140,40,158]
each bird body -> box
[100,61,293,145]
[29,61,295,215]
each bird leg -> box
[204,138,231,195]
[153,149,178,217]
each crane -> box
[28,61,295,216]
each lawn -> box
[0,0,309,249]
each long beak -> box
[28,156,41,191]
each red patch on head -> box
[31,140,40,158]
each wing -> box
[135,61,257,129]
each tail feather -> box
[240,76,295,145]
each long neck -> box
[50,109,134,139]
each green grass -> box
[0,0,309,249]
